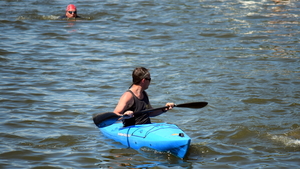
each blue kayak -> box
[99,122,191,158]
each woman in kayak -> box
[114,67,174,127]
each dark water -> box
[1,0,299,168]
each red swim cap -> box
[66,4,77,11]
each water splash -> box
[271,135,300,147]
[270,128,300,147]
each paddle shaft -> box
[121,102,208,120]
[137,102,208,114]
[93,102,208,127]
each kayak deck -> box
[99,123,191,158]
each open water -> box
[1,0,299,168]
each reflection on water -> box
[0,0,299,168]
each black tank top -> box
[123,90,151,127]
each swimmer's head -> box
[65,4,77,18]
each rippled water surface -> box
[1,0,300,168]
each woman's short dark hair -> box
[132,67,150,84]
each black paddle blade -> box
[92,112,121,127]
[176,102,208,108]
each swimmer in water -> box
[59,4,81,19]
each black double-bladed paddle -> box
[92,101,208,128]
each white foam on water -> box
[271,135,300,147]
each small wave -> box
[17,15,91,20]
[17,15,58,20]
[271,135,300,147]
